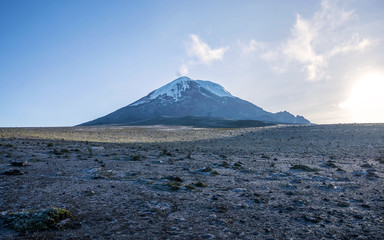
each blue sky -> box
[0,0,383,126]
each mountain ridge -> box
[80,76,311,127]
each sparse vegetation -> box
[194,181,207,187]
[4,207,73,232]
[160,148,173,157]
[165,181,183,191]
[131,153,143,161]
[290,164,319,172]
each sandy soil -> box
[0,124,383,239]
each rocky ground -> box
[0,124,383,239]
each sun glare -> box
[340,73,384,123]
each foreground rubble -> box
[0,124,383,239]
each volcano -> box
[80,76,310,127]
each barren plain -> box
[0,124,383,239]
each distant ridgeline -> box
[80,76,311,128]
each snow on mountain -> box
[131,77,233,106]
[195,80,233,98]
[149,77,191,101]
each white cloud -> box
[329,38,372,56]
[240,39,266,54]
[250,0,374,81]
[187,34,228,64]
[178,34,228,76]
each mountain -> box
[80,76,311,127]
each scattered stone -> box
[352,170,366,176]
[211,195,221,200]
[302,215,322,224]
[84,190,96,196]
[2,169,23,175]
[10,160,28,167]
[261,154,271,159]
[202,233,215,239]
[360,163,373,168]
[232,188,247,192]
[321,161,338,168]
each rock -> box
[352,170,366,176]
[211,195,221,200]
[302,215,322,224]
[208,214,217,219]
[10,161,28,167]
[2,169,23,175]
[232,188,247,192]
[202,233,215,239]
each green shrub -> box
[290,164,318,172]
[5,207,73,232]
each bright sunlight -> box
[340,73,384,123]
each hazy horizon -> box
[1,0,383,127]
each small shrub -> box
[131,154,142,161]
[161,149,173,157]
[194,181,207,187]
[185,184,197,190]
[52,149,60,155]
[87,146,93,156]
[60,149,70,154]
[218,161,230,168]
[337,201,350,207]
[215,205,228,213]
[165,176,184,182]
[166,181,182,191]
[232,161,243,170]
[4,207,73,232]
[290,164,318,172]
[322,161,338,168]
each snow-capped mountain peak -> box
[80,76,311,126]
[149,76,191,101]
[196,80,233,98]
[131,76,233,106]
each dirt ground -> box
[0,124,383,239]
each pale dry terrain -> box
[0,124,383,239]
